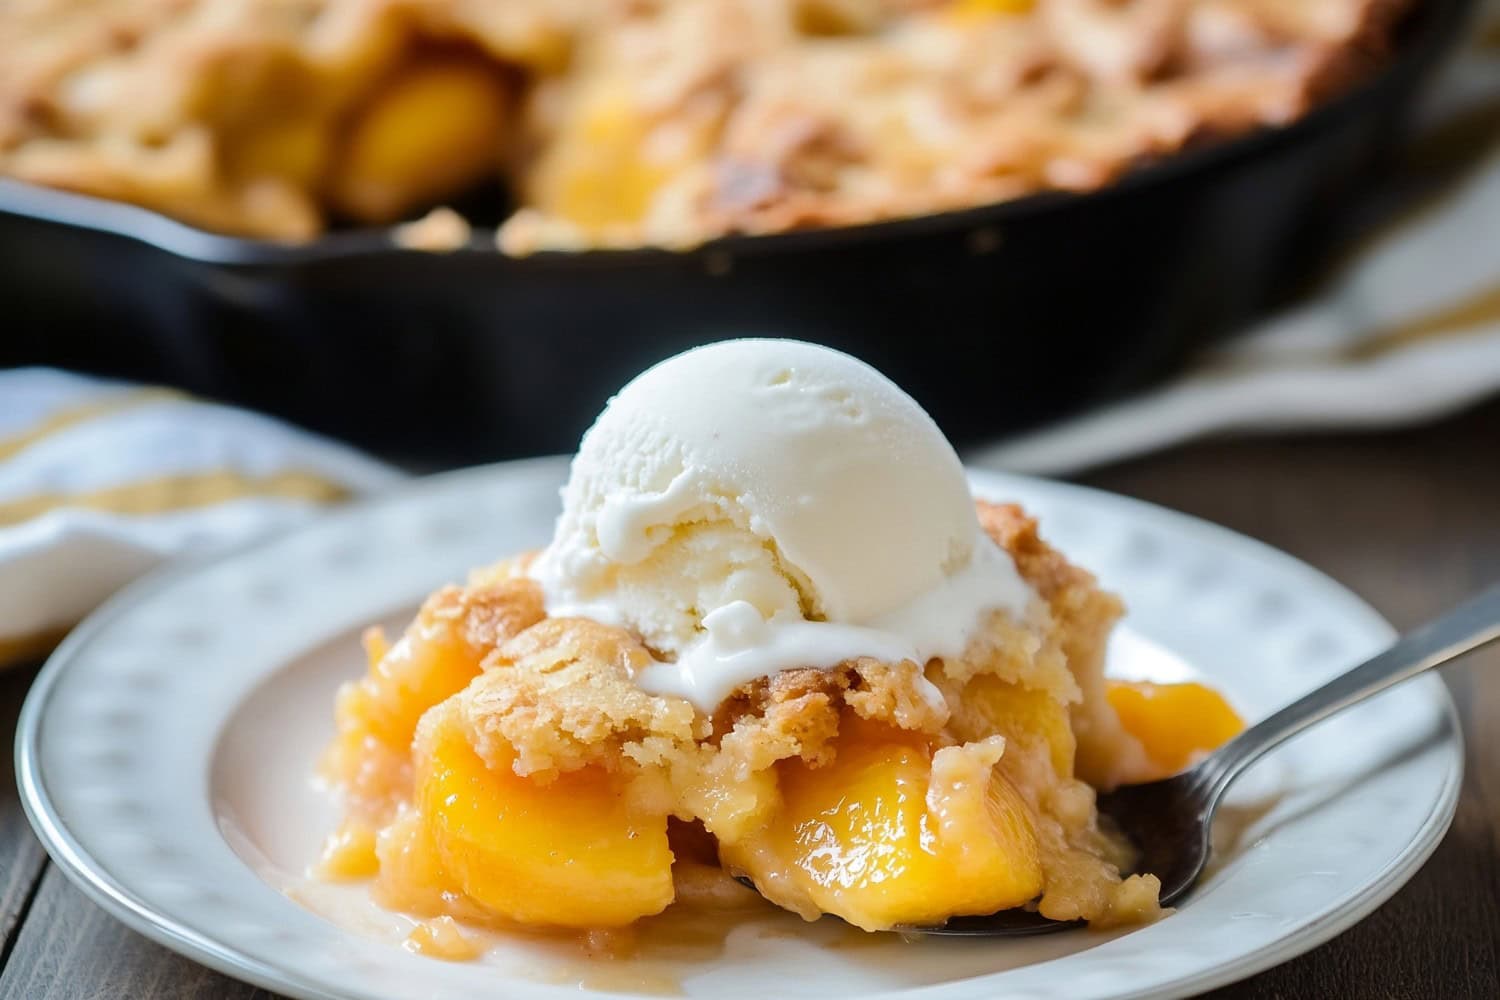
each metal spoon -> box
[915,583,1500,937]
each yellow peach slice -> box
[315,820,380,880]
[233,115,330,187]
[413,702,675,928]
[328,55,510,223]
[947,0,1035,20]
[345,624,478,748]
[1106,681,1244,774]
[724,717,1043,931]
[325,622,482,806]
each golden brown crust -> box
[423,576,548,655]
[462,617,952,787]
[715,657,947,739]
[464,617,706,781]
[977,500,1098,603]
[2,0,1412,246]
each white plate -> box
[16,460,1462,1000]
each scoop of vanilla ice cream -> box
[532,339,1003,660]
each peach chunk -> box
[315,820,380,880]
[344,625,478,747]
[1106,681,1244,774]
[372,808,462,918]
[328,54,512,224]
[961,676,1077,778]
[413,702,675,928]
[326,579,543,808]
[725,717,1043,931]
[326,624,482,806]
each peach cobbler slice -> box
[320,503,1239,935]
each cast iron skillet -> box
[0,0,1476,462]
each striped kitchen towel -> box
[0,369,401,665]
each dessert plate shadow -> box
[16,459,1463,1000]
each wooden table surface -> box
[0,400,1495,999]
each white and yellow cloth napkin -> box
[0,369,400,665]
[973,0,1500,475]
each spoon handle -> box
[1198,583,1500,799]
